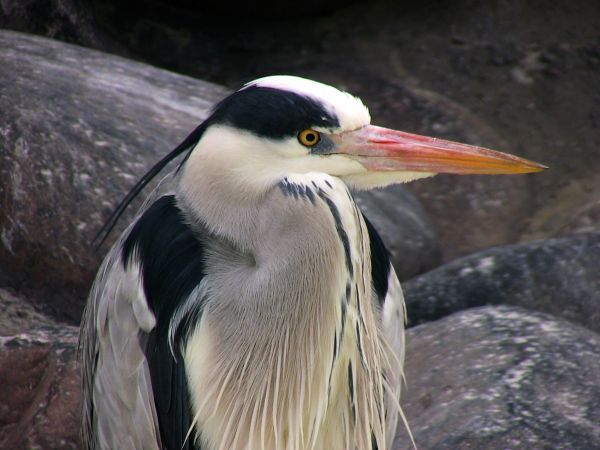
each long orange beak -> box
[332,125,547,174]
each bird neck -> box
[180,171,396,450]
[176,159,267,250]
[176,128,302,247]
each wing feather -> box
[81,253,162,450]
[363,214,407,448]
[81,195,208,450]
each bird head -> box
[184,75,546,195]
[96,75,546,243]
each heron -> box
[80,75,545,450]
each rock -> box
[0,326,80,450]
[0,30,228,322]
[0,288,58,336]
[148,0,354,18]
[521,172,600,241]
[407,173,536,262]
[353,186,441,281]
[0,0,125,52]
[402,233,600,334]
[384,2,600,259]
[395,305,600,450]
[558,200,600,235]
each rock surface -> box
[6,306,600,450]
[0,326,81,450]
[0,30,227,321]
[403,233,600,332]
[397,306,600,450]
[0,0,124,52]
[157,0,353,17]
[354,186,441,281]
[0,288,58,335]
[384,1,600,259]
[559,201,600,236]
[522,172,600,241]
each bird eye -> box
[298,129,321,147]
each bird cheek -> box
[317,154,366,177]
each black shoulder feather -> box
[363,215,392,305]
[123,195,207,450]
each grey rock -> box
[407,172,535,262]
[395,305,600,450]
[0,288,57,336]
[559,200,600,235]
[353,186,441,281]
[402,233,600,334]
[0,326,81,450]
[0,30,228,321]
[521,172,600,241]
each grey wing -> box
[81,193,207,450]
[381,266,407,449]
[381,266,406,379]
[80,245,162,450]
[362,214,406,373]
[363,215,406,448]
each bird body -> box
[84,172,403,450]
[81,76,545,450]
[180,172,403,450]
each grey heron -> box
[80,75,545,450]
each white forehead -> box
[244,75,371,131]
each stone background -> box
[1,1,599,448]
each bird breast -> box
[182,173,389,450]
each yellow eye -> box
[298,129,320,147]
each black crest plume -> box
[93,121,209,247]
